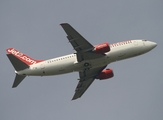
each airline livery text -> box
[7,48,36,64]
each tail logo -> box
[7,48,37,65]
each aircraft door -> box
[134,40,144,47]
[134,41,138,46]
[117,49,125,60]
[40,63,45,74]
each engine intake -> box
[98,69,114,80]
[94,42,110,54]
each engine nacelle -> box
[94,42,110,54]
[98,69,114,80]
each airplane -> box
[6,23,157,100]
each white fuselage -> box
[16,40,156,76]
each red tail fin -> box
[6,48,43,65]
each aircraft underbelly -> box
[73,57,107,71]
[43,61,74,75]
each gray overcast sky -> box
[1,0,163,120]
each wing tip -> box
[12,85,16,88]
[71,96,81,101]
[71,98,76,101]
[71,97,79,101]
[60,23,69,26]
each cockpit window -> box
[142,40,147,41]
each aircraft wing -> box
[72,66,106,100]
[60,23,104,62]
[61,23,107,100]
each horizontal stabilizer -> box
[12,74,26,88]
[6,54,29,71]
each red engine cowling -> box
[98,69,114,80]
[94,42,110,54]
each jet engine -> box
[97,69,114,80]
[94,42,110,54]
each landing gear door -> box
[83,60,92,70]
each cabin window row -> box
[110,41,132,48]
[47,54,75,63]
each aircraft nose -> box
[143,41,157,52]
[149,41,157,49]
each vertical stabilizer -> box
[12,74,26,88]
[6,48,43,66]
